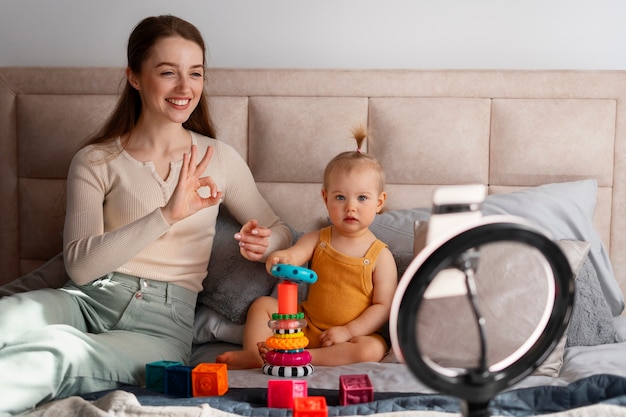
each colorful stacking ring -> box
[268,318,308,330]
[271,264,318,284]
[274,328,302,335]
[266,335,309,350]
[272,312,305,320]
[272,331,304,339]
[274,348,304,354]
[262,364,314,377]
[266,350,312,367]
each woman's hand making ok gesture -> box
[161,144,222,225]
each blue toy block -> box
[145,360,184,393]
[165,365,194,397]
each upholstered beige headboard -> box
[1,67,625,303]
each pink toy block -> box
[339,374,373,405]
[293,396,328,417]
[192,363,228,396]
[268,379,308,408]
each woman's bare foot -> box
[215,350,264,370]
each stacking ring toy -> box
[272,312,304,320]
[266,335,309,350]
[272,331,304,339]
[266,350,312,366]
[263,364,314,377]
[274,328,302,335]
[268,318,307,330]
[271,264,318,284]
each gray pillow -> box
[197,206,279,324]
[482,179,623,317]
[567,255,624,347]
[369,207,430,278]
[0,253,68,297]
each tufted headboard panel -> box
[1,67,625,302]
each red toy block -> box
[145,360,184,393]
[293,396,328,417]
[192,363,228,396]
[268,379,308,408]
[339,374,373,405]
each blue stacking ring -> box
[270,264,318,284]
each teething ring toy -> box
[262,364,314,377]
[266,350,312,366]
[266,335,309,350]
[271,264,318,284]
[268,318,307,330]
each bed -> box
[1,67,626,417]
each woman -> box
[0,15,291,416]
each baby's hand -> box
[265,255,292,274]
[319,326,352,347]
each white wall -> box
[1,0,625,69]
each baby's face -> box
[323,167,385,235]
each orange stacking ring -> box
[266,335,309,350]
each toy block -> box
[145,360,184,393]
[164,365,194,397]
[293,396,328,417]
[339,374,373,405]
[192,363,228,396]
[268,379,308,408]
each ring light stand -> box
[389,185,574,417]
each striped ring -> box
[262,364,314,377]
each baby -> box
[217,127,398,369]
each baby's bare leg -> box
[216,296,277,370]
[308,335,387,367]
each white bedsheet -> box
[191,317,626,393]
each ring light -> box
[389,186,574,417]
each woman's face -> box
[128,36,204,126]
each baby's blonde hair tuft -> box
[322,125,386,194]
[352,124,367,151]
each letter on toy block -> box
[339,374,373,405]
[145,360,184,393]
[164,365,194,397]
[293,396,328,417]
[268,379,308,408]
[192,363,228,396]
